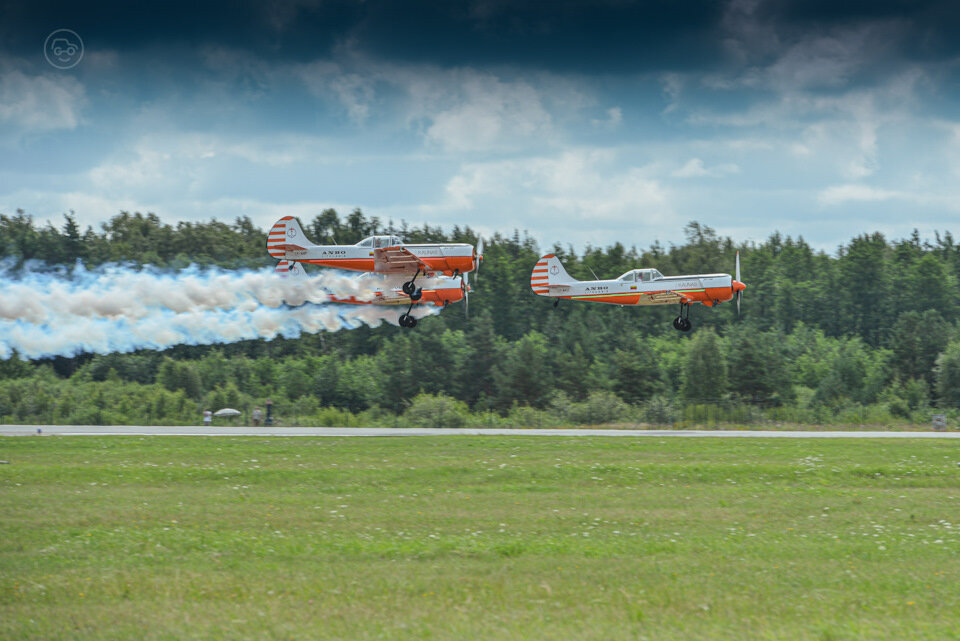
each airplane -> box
[530,252,746,331]
[266,216,482,301]
[275,260,471,328]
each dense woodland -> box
[3,208,960,427]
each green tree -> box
[887,310,951,388]
[680,329,727,402]
[838,233,890,345]
[157,358,203,400]
[934,341,960,408]
[493,332,552,409]
[608,337,662,404]
[402,393,469,428]
[727,329,793,404]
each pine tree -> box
[680,329,727,402]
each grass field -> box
[2,435,959,640]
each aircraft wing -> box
[374,246,430,274]
[646,290,691,304]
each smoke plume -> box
[0,263,438,359]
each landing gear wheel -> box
[673,301,692,331]
[402,268,422,298]
[399,313,417,328]
[409,288,423,301]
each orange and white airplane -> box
[267,216,482,301]
[275,260,470,328]
[530,253,746,331]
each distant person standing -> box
[251,406,263,427]
[203,409,212,427]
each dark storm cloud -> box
[3,0,959,74]
[1,0,724,71]
[0,0,364,62]
[748,0,960,60]
[348,0,726,72]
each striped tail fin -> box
[530,254,577,296]
[266,216,312,259]
[274,260,307,278]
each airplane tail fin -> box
[266,216,313,259]
[275,259,307,278]
[531,254,577,295]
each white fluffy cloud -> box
[0,71,85,132]
[817,184,907,206]
[422,73,554,152]
[294,56,585,152]
[672,158,740,178]
[297,61,374,124]
[420,149,674,245]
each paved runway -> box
[1,425,958,438]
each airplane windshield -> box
[634,269,664,282]
[364,235,404,248]
[618,271,636,282]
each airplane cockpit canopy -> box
[357,235,404,248]
[618,269,664,283]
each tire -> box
[410,288,423,301]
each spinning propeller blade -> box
[735,251,742,316]
[474,237,484,281]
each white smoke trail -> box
[0,263,441,360]
[0,263,400,323]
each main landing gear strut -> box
[402,268,423,301]
[399,300,418,329]
[673,302,692,332]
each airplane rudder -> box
[266,216,295,258]
[531,253,558,294]
[266,216,314,258]
[538,253,575,284]
[284,217,311,244]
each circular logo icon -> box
[287,227,297,237]
[550,265,559,275]
[44,29,84,69]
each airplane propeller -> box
[461,271,471,319]
[735,251,743,316]
[474,237,484,281]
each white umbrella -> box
[214,408,242,417]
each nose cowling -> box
[732,280,746,293]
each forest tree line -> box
[3,208,960,427]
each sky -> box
[1,0,959,254]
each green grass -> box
[2,436,959,640]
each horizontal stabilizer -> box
[275,260,307,279]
